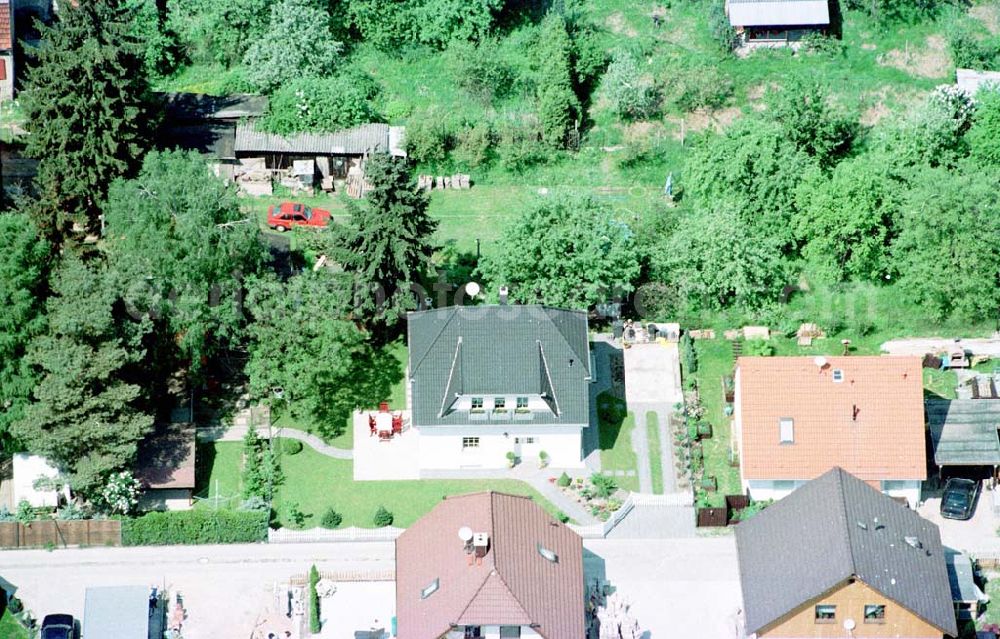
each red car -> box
[267,202,331,232]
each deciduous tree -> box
[480,194,641,309]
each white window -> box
[516,396,529,409]
[832,369,844,383]
[421,578,439,599]
[493,397,506,410]
[779,418,794,444]
[514,437,536,444]
[471,397,484,410]
[462,437,480,449]
[537,543,558,563]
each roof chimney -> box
[473,532,490,559]
[852,404,859,422]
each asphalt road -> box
[3,537,742,639]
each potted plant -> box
[700,475,718,492]
[538,451,549,468]
[506,451,517,468]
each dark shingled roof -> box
[927,399,1000,466]
[735,467,957,637]
[395,492,585,639]
[407,305,591,427]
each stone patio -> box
[318,581,395,639]
[352,411,420,481]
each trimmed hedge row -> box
[122,510,269,546]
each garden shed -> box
[725,0,830,48]
[927,399,1000,480]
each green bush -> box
[372,505,394,527]
[590,473,619,499]
[404,108,455,164]
[281,439,304,456]
[742,339,775,357]
[122,510,269,545]
[453,122,495,169]
[556,511,570,524]
[320,507,343,529]
[260,71,381,135]
[284,501,307,529]
[309,564,321,634]
[666,63,733,112]
[557,472,572,487]
[602,50,660,120]
[680,333,698,374]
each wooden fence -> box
[0,519,121,549]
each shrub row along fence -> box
[122,510,269,546]
[0,519,121,549]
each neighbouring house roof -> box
[407,305,591,427]
[12,454,62,508]
[957,68,1000,95]
[0,0,11,51]
[395,492,585,639]
[726,0,829,27]
[234,120,406,157]
[736,467,958,637]
[946,549,987,604]
[135,423,196,490]
[927,399,1000,466]
[159,92,269,122]
[737,356,926,482]
[83,586,150,639]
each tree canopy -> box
[480,194,642,309]
[340,155,437,339]
[102,150,265,370]
[19,0,155,238]
[13,257,154,496]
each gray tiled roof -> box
[735,468,957,637]
[407,305,591,427]
[159,92,269,122]
[727,0,829,26]
[928,399,1000,466]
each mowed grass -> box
[268,440,561,528]
[689,339,742,507]
[647,411,664,495]
[596,392,639,493]
[194,439,563,528]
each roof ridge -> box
[834,468,859,579]
[410,307,459,377]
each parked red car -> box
[267,202,331,232]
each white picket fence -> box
[268,525,404,543]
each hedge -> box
[122,510,270,546]
[309,564,321,633]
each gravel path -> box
[197,424,354,460]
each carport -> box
[927,400,1000,483]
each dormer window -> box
[421,578,440,599]
[832,369,844,383]
[516,397,529,410]
[471,397,484,411]
[494,397,506,410]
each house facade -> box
[395,491,585,639]
[736,468,958,639]
[407,305,592,470]
[725,0,830,48]
[0,0,12,100]
[734,356,926,506]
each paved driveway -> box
[2,542,395,639]
[584,537,742,639]
[623,342,683,407]
[918,486,999,554]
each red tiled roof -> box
[0,2,12,51]
[395,492,585,639]
[737,356,927,482]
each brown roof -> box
[0,1,11,51]
[135,424,197,489]
[737,356,926,481]
[395,492,585,639]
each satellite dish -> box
[465,282,481,297]
[814,356,828,369]
[843,619,856,631]
[458,526,474,542]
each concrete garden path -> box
[197,422,353,460]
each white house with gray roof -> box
[406,305,591,470]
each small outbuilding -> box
[957,68,1000,96]
[135,423,197,511]
[725,0,830,48]
[927,399,1000,482]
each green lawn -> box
[197,440,563,527]
[193,440,245,509]
[596,392,639,493]
[0,609,29,639]
[688,340,742,507]
[647,411,664,495]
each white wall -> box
[746,479,922,506]
[734,366,745,484]
[468,626,540,638]
[418,426,584,470]
[881,480,922,508]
